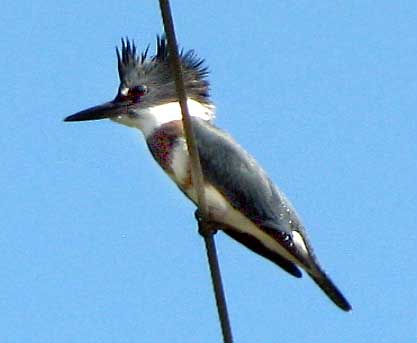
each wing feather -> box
[192,118,311,269]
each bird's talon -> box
[194,210,218,236]
[198,222,217,237]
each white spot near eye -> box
[120,87,128,96]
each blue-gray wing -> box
[192,118,307,277]
[192,118,301,234]
[191,119,353,312]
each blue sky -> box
[1,1,416,342]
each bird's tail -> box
[307,267,352,312]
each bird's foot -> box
[194,209,218,237]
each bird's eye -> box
[128,85,147,102]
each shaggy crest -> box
[115,36,210,105]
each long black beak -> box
[64,101,128,122]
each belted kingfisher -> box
[65,37,351,312]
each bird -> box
[65,36,352,312]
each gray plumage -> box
[191,118,351,311]
[116,37,211,107]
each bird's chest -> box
[146,121,192,187]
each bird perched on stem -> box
[65,36,352,312]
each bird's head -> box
[64,36,214,133]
